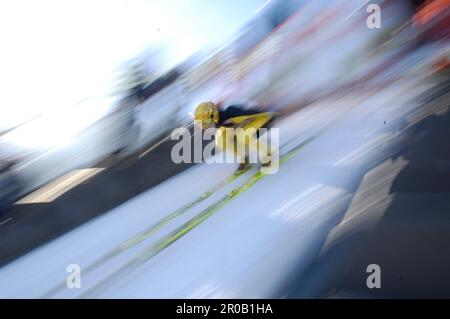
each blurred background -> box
[0,0,449,298]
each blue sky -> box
[0,0,266,130]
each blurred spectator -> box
[413,0,450,43]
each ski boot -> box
[234,160,251,176]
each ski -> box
[43,138,312,297]
[78,142,306,297]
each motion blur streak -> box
[16,168,105,204]
[0,0,449,298]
